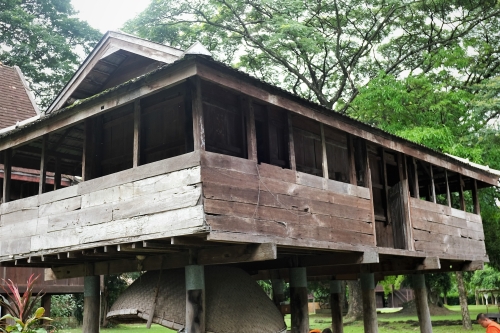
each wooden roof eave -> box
[193,59,500,186]
[1,55,497,186]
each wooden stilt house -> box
[0,31,498,333]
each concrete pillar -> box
[83,276,100,333]
[330,280,343,333]
[272,279,285,311]
[412,274,432,333]
[361,272,378,333]
[185,265,205,333]
[290,267,308,333]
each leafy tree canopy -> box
[0,0,101,108]
[124,0,500,112]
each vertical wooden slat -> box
[54,157,61,191]
[413,158,420,198]
[397,153,405,181]
[3,149,12,203]
[191,77,205,151]
[430,164,436,204]
[445,170,451,207]
[320,123,329,179]
[347,134,357,185]
[133,99,141,167]
[361,272,378,333]
[287,112,296,171]
[245,98,257,162]
[39,135,47,195]
[381,148,390,225]
[459,174,466,211]
[82,119,92,181]
[472,179,480,215]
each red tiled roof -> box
[0,64,38,129]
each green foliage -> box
[71,294,83,325]
[257,280,273,298]
[124,0,500,112]
[0,0,101,108]
[50,295,75,318]
[470,265,500,290]
[379,275,404,296]
[308,281,330,308]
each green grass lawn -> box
[58,305,498,332]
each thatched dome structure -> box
[107,266,286,333]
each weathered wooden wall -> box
[201,151,374,246]
[410,198,486,258]
[1,267,83,293]
[0,152,205,260]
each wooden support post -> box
[445,170,451,207]
[347,135,357,185]
[412,274,432,333]
[413,158,420,198]
[361,272,378,333]
[191,77,205,151]
[39,135,47,195]
[430,164,436,204]
[320,124,329,179]
[185,265,205,333]
[245,98,257,162]
[472,179,480,215]
[54,157,61,190]
[330,280,343,333]
[290,267,308,333]
[133,99,141,167]
[459,174,465,211]
[83,276,100,333]
[3,149,12,203]
[271,278,285,311]
[287,112,296,171]
[41,294,51,324]
[397,153,405,181]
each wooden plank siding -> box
[0,152,206,261]
[410,197,486,258]
[201,151,375,248]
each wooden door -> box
[388,180,410,249]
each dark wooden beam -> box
[287,111,296,171]
[244,98,257,162]
[133,99,141,167]
[3,148,12,202]
[197,243,277,265]
[39,135,47,194]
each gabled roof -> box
[46,31,184,113]
[0,64,39,129]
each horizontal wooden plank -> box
[200,151,258,175]
[203,181,372,218]
[1,236,31,256]
[81,183,133,209]
[78,150,200,195]
[411,207,468,229]
[201,166,259,189]
[257,163,297,183]
[410,198,481,223]
[0,218,39,239]
[197,243,277,265]
[206,215,288,238]
[132,166,201,197]
[112,185,201,220]
[1,208,39,226]
[38,185,79,205]
[414,238,486,257]
[38,196,81,218]
[1,195,39,215]
[48,204,113,232]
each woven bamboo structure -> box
[107,266,287,333]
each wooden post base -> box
[83,276,100,333]
[330,280,343,333]
[290,267,309,333]
[412,274,432,333]
[185,265,205,333]
[361,272,378,333]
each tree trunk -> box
[456,272,472,330]
[346,280,363,321]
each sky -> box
[71,0,150,33]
